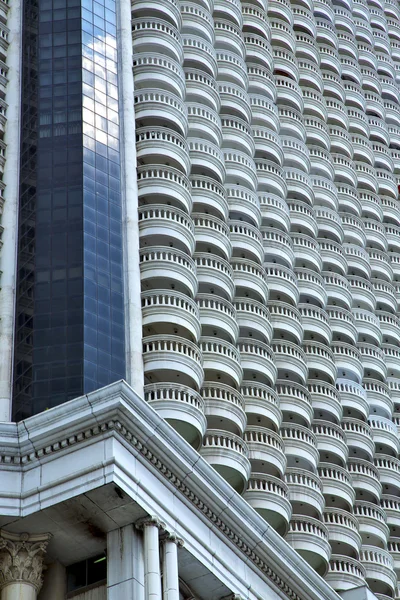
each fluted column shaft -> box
[162,536,182,600]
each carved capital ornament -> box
[0,531,51,592]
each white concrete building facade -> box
[1,0,400,598]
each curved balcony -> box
[285,516,330,576]
[382,344,400,379]
[354,164,378,195]
[284,170,314,206]
[132,18,183,63]
[373,143,395,174]
[319,44,342,77]
[195,253,234,301]
[344,80,366,112]
[372,279,397,313]
[142,290,201,342]
[345,244,371,279]
[313,420,348,466]
[182,35,217,78]
[202,383,246,435]
[377,171,398,201]
[189,139,226,183]
[303,341,336,383]
[136,126,190,174]
[233,258,269,303]
[215,20,246,58]
[261,227,294,268]
[244,34,273,70]
[304,117,330,150]
[351,134,375,166]
[291,233,321,272]
[252,127,283,165]
[300,304,331,345]
[379,312,400,346]
[326,556,366,591]
[323,272,352,310]
[369,416,399,457]
[385,226,400,255]
[337,379,369,421]
[193,213,231,260]
[285,467,325,518]
[268,301,303,343]
[319,239,348,276]
[267,0,293,25]
[342,418,374,461]
[381,495,400,530]
[227,186,260,228]
[140,247,197,297]
[143,334,203,390]
[302,88,327,122]
[280,422,319,471]
[200,337,242,388]
[235,298,272,345]
[278,108,306,143]
[275,77,304,114]
[312,177,338,212]
[247,63,276,100]
[221,116,254,154]
[388,538,400,576]
[133,0,181,28]
[263,264,298,306]
[214,0,242,27]
[355,501,389,549]
[363,220,387,253]
[137,165,192,213]
[322,71,346,103]
[358,343,387,381]
[340,213,366,248]
[144,382,206,449]
[139,205,195,254]
[259,193,289,232]
[309,146,334,180]
[296,268,328,308]
[319,463,355,511]
[276,380,313,427]
[364,379,393,421]
[328,307,357,345]
[375,454,400,495]
[288,201,317,238]
[185,69,220,112]
[249,93,279,131]
[229,220,264,264]
[134,89,188,136]
[242,4,270,39]
[352,309,382,347]
[180,3,215,43]
[348,276,376,312]
[256,160,287,198]
[242,381,282,432]
[271,340,308,385]
[238,338,277,386]
[337,184,362,217]
[381,196,400,225]
[388,124,400,148]
[324,508,362,557]
[243,473,292,535]
[218,83,252,124]
[315,207,344,244]
[360,546,396,596]
[197,294,238,344]
[191,176,227,221]
[200,429,250,493]
[340,56,362,85]
[348,458,382,504]
[309,380,342,423]
[244,425,286,476]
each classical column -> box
[107,525,144,600]
[0,531,51,600]
[161,535,183,600]
[137,517,164,600]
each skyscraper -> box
[1,0,400,598]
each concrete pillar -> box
[0,531,51,600]
[136,517,164,600]
[0,0,23,421]
[38,562,66,600]
[107,525,144,600]
[117,0,144,395]
[161,536,183,600]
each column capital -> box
[160,532,184,547]
[135,515,166,531]
[0,530,52,592]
